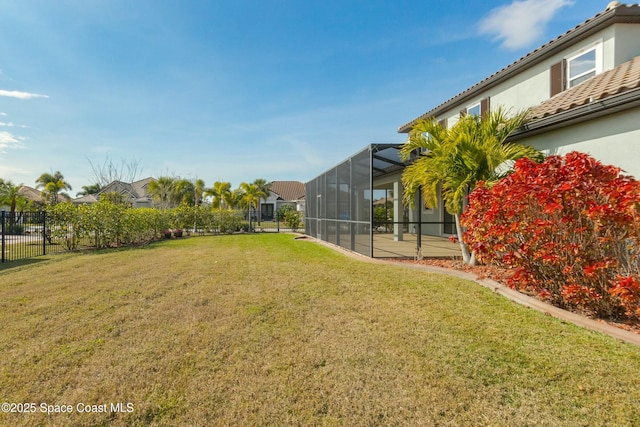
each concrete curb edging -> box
[302,237,640,347]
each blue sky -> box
[0,0,608,193]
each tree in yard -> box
[400,107,543,265]
[86,156,142,188]
[147,176,176,209]
[205,181,234,209]
[35,171,73,205]
[173,179,196,206]
[1,179,24,214]
[193,179,205,206]
[0,180,31,232]
[238,182,267,228]
[253,178,271,225]
[76,183,103,197]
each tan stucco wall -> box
[521,107,640,178]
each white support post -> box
[393,180,403,241]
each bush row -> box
[462,152,640,320]
[47,201,246,250]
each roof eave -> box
[398,4,640,134]
[508,87,640,141]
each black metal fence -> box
[1,210,304,264]
[1,210,65,263]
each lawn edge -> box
[301,236,640,347]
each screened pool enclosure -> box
[305,144,460,258]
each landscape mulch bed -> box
[391,258,640,336]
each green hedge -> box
[47,201,246,250]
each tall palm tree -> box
[193,178,205,206]
[0,180,28,216]
[205,181,234,209]
[239,182,267,228]
[253,178,271,225]
[0,180,29,232]
[35,171,72,204]
[400,107,543,265]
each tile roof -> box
[398,2,640,133]
[18,185,72,202]
[18,186,43,202]
[269,181,305,201]
[98,177,155,199]
[131,177,155,198]
[530,55,640,119]
[73,194,99,203]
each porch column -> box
[393,180,403,241]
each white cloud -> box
[479,0,574,50]
[0,89,49,99]
[0,131,26,152]
[0,122,15,127]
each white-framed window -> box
[566,42,602,88]
[466,102,481,116]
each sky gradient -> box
[0,0,609,193]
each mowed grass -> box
[1,235,639,426]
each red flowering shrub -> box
[461,152,640,319]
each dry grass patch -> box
[1,234,639,426]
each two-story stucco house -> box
[305,2,640,258]
[399,1,640,177]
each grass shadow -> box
[0,257,50,271]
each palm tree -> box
[253,178,271,225]
[173,179,195,206]
[400,107,543,265]
[238,182,267,229]
[1,180,34,233]
[0,179,27,215]
[147,176,176,209]
[35,171,72,204]
[76,183,103,197]
[205,181,234,209]
[193,178,205,206]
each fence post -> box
[1,210,5,263]
[43,211,47,256]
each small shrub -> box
[276,205,302,231]
[461,152,640,320]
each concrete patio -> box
[372,232,461,258]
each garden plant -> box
[462,152,640,320]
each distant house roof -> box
[131,177,155,198]
[98,177,155,201]
[398,2,640,133]
[18,186,43,202]
[270,181,305,201]
[72,177,156,205]
[73,194,99,204]
[18,185,71,203]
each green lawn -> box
[1,234,639,426]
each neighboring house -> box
[18,186,46,205]
[73,177,156,207]
[259,181,306,221]
[0,186,43,211]
[306,2,640,258]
